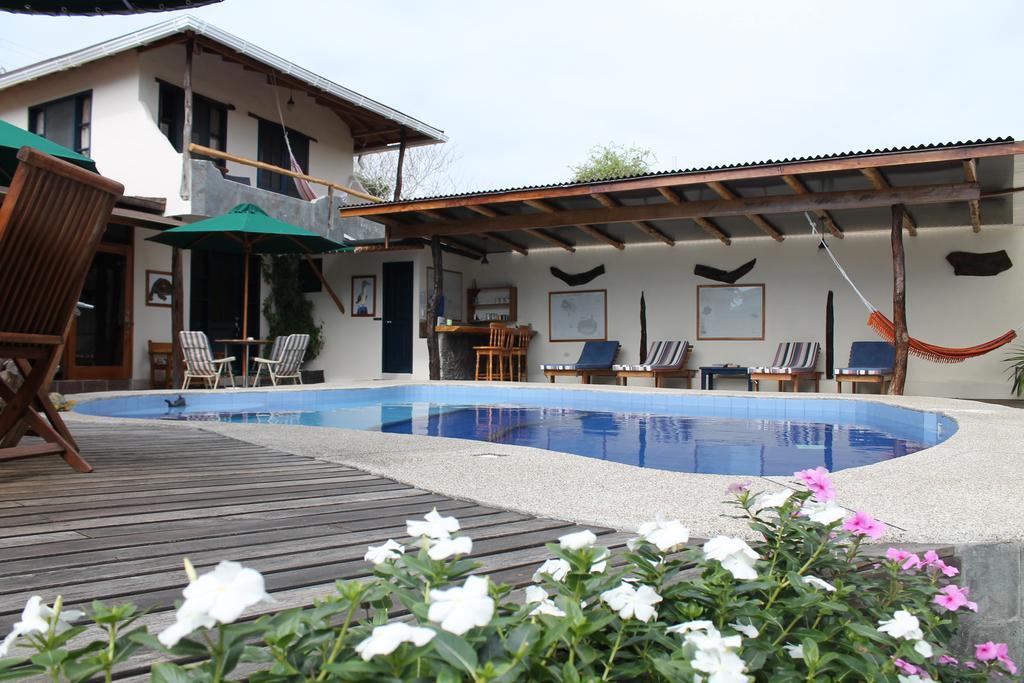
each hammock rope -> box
[270,75,318,201]
[805,213,1020,363]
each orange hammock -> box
[867,311,1018,364]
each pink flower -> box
[963,660,977,669]
[922,550,959,577]
[938,655,959,666]
[933,585,978,612]
[726,480,753,495]
[886,548,911,563]
[976,642,1001,660]
[794,467,836,502]
[842,511,887,540]
[894,658,920,675]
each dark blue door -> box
[381,261,414,373]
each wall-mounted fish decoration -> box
[550,264,606,287]
[693,258,756,284]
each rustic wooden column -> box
[426,235,443,380]
[171,247,184,387]
[179,36,194,200]
[889,204,909,395]
[393,127,407,201]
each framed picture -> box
[420,268,464,321]
[145,270,173,308]
[697,284,765,340]
[351,275,376,317]
[549,289,607,342]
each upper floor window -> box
[256,117,310,198]
[157,81,228,164]
[29,91,92,156]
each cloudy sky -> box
[1,1,1020,192]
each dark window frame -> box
[28,90,92,156]
[156,80,230,164]
[254,114,313,198]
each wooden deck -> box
[0,422,624,636]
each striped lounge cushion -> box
[540,364,577,371]
[835,367,890,376]
[612,341,689,372]
[749,342,819,374]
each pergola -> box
[340,138,1024,392]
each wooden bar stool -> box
[474,323,512,381]
[510,325,531,381]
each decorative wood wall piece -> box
[693,258,756,284]
[825,290,834,380]
[945,250,1013,276]
[550,264,606,287]
[640,291,648,364]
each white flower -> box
[158,561,271,647]
[729,621,759,638]
[558,529,597,550]
[523,585,566,617]
[784,643,804,659]
[354,622,435,660]
[427,535,473,561]
[683,629,742,653]
[667,619,716,636]
[630,518,691,552]
[364,540,405,565]
[590,549,609,574]
[599,582,662,622]
[802,500,847,525]
[803,575,837,592]
[898,676,927,683]
[428,575,494,635]
[702,536,761,580]
[914,639,934,658]
[750,488,793,512]
[691,647,749,683]
[0,596,82,658]
[407,508,460,540]
[533,558,571,582]
[877,610,923,641]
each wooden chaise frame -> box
[615,346,696,388]
[0,147,124,472]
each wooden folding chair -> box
[0,147,124,473]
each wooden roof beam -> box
[860,168,918,236]
[963,159,982,232]
[524,199,624,250]
[593,193,675,245]
[439,236,483,258]
[484,232,529,256]
[781,175,844,238]
[526,228,575,252]
[706,181,784,241]
[655,188,730,245]
[387,182,979,239]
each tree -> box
[354,144,462,201]
[571,143,655,182]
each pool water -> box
[76,386,953,476]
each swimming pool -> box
[75,385,955,476]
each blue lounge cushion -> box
[573,341,620,369]
[847,341,895,371]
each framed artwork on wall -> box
[549,289,607,342]
[351,275,376,317]
[145,270,173,308]
[697,284,765,340]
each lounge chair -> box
[540,341,620,384]
[748,342,821,392]
[613,341,695,388]
[180,330,236,389]
[0,147,124,473]
[252,334,309,386]
[835,341,895,393]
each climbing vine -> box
[260,255,324,362]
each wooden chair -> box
[148,340,173,389]
[474,323,513,381]
[252,334,309,386]
[510,325,532,381]
[540,341,620,384]
[835,341,895,394]
[180,330,236,389]
[0,147,124,473]
[748,342,822,392]
[614,341,696,388]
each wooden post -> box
[171,247,184,387]
[426,235,443,380]
[393,127,407,202]
[889,204,909,395]
[326,186,335,234]
[179,36,195,201]
[241,245,251,341]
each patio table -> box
[700,365,753,391]
[215,338,270,387]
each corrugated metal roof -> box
[0,15,447,146]
[347,137,1014,207]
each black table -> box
[700,366,753,391]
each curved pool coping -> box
[67,381,1024,544]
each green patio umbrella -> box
[147,202,346,340]
[0,1,223,15]
[0,120,97,183]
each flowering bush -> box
[1,468,1018,682]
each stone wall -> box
[953,543,1023,662]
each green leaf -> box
[150,662,192,683]
[504,623,540,656]
[846,622,892,645]
[800,637,820,667]
[431,630,478,674]
[0,664,45,682]
[560,660,582,683]
[29,650,67,669]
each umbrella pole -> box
[242,245,250,341]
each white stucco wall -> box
[131,228,191,383]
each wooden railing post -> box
[889,204,909,395]
[426,235,443,380]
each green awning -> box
[0,120,98,182]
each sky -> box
[1,1,1021,193]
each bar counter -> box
[435,324,533,380]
